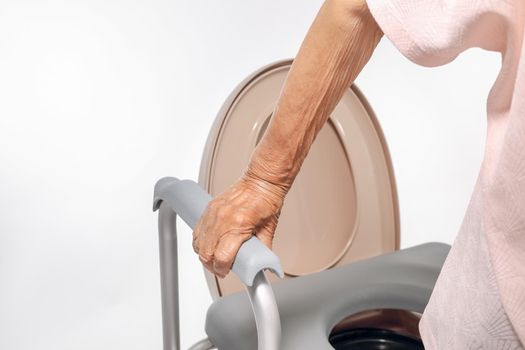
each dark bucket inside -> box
[328,309,424,350]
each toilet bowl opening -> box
[329,309,424,350]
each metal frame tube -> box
[154,178,282,350]
[158,203,180,350]
[246,271,282,350]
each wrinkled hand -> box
[192,174,286,278]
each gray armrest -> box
[153,177,284,286]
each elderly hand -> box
[192,173,287,278]
[192,0,382,279]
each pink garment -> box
[365,0,525,348]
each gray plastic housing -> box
[205,242,450,350]
[153,177,284,286]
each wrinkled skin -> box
[192,173,287,278]
[193,0,383,278]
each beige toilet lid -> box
[198,60,399,298]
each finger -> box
[213,233,251,278]
[256,222,277,249]
[192,234,199,254]
[192,218,204,254]
[198,240,221,277]
[196,210,216,270]
[192,206,212,254]
[198,208,224,259]
[198,245,215,269]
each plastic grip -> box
[153,177,284,286]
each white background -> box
[0,0,500,349]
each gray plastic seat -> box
[205,242,450,350]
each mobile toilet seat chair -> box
[153,60,450,349]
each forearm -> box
[244,0,382,194]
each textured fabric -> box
[365,0,525,348]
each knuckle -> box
[232,212,246,225]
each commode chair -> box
[153,60,450,349]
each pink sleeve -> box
[365,0,510,67]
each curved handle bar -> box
[153,177,284,284]
[153,177,283,350]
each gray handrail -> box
[153,177,283,350]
